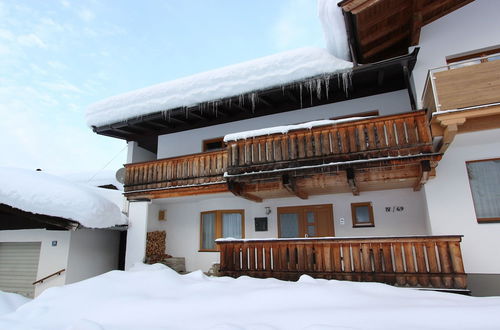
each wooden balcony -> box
[123,111,440,200]
[423,54,500,152]
[423,55,500,113]
[217,235,467,290]
[124,150,228,198]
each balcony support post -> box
[346,168,360,196]
[414,160,431,191]
[282,175,308,200]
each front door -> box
[278,204,334,238]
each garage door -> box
[0,242,41,298]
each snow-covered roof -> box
[224,116,371,141]
[85,47,353,127]
[50,170,124,191]
[0,167,126,229]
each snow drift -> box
[0,291,30,317]
[0,263,499,329]
[0,167,126,228]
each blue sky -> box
[0,0,325,174]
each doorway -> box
[277,204,334,238]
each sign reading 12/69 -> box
[386,206,404,212]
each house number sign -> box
[386,206,404,212]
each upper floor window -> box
[466,158,500,223]
[202,137,225,152]
[351,202,375,227]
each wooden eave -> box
[0,203,81,231]
[92,51,418,153]
[338,0,475,64]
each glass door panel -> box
[279,213,299,238]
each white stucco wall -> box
[147,188,428,272]
[65,229,121,284]
[127,141,157,163]
[0,229,71,297]
[412,0,500,105]
[157,90,411,159]
[424,128,500,274]
[125,201,149,270]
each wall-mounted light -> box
[265,207,271,215]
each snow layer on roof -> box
[0,167,126,229]
[224,116,370,141]
[1,263,500,329]
[86,47,353,127]
[318,0,350,61]
[50,170,123,191]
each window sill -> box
[352,224,375,228]
[198,249,219,253]
[477,218,500,223]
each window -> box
[202,137,225,152]
[351,202,374,227]
[200,210,244,251]
[466,158,500,223]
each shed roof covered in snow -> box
[0,168,126,230]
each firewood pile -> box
[145,231,171,264]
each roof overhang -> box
[338,0,474,64]
[0,203,80,231]
[92,50,419,153]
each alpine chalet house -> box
[86,0,500,296]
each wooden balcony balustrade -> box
[124,150,227,193]
[225,111,432,176]
[216,235,467,290]
[423,54,500,113]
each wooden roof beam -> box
[282,175,308,200]
[228,182,263,203]
[413,160,431,191]
[346,168,360,196]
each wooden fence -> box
[217,235,466,289]
[226,111,432,175]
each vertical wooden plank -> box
[297,244,305,271]
[313,131,322,156]
[245,141,252,165]
[289,245,297,271]
[405,116,418,145]
[289,134,297,159]
[361,243,372,282]
[271,244,279,271]
[366,123,377,150]
[385,120,396,148]
[280,244,288,271]
[395,119,407,147]
[323,244,332,272]
[297,134,306,158]
[404,242,418,286]
[266,139,273,162]
[381,243,394,284]
[256,243,264,271]
[241,245,248,271]
[437,242,453,288]
[393,243,406,286]
[305,244,314,271]
[330,129,340,154]
[449,241,467,289]
[425,241,442,288]
[332,243,342,273]
[371,243,383,282]
[375,121,386,149]
[321,130,330,155]
[238,141,245,166]
[274,137,282,162]
[305,133,314,158]
[281,136,289,161]
[351,243,362,281]
[357,125,366,152]
[264,243,272,271]
[248,244,256,271]
[414,242,430,287]
[416,115,431,144]
[339,128,349,154]
[342,244,352,274]
[348,126,357,153]
[315,244,324,272]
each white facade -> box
[0,228,120,297]
[145,188,428,272]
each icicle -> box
[325,75,330,99]
[342,71,352,96]
[316,78,322,100]
[250,93,256,113]
[299,83,303,108]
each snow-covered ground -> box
[1,264,499,330]
[0,167,126,228]
[0,291,30,317]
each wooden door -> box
[278,204,334,238]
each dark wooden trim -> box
[0,203,80,230]
[446,46,500,64]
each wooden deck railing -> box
[226,111,432,175]
[124,150,227,192]
[216,235,466,290]
[423,54,500,113]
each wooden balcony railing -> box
[226,111,432,176]
[124,150,227,193]
[423,54,500,113]
[216,235,467,290]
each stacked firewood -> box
[145,231,171,264]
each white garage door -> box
[0,242,41,298]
